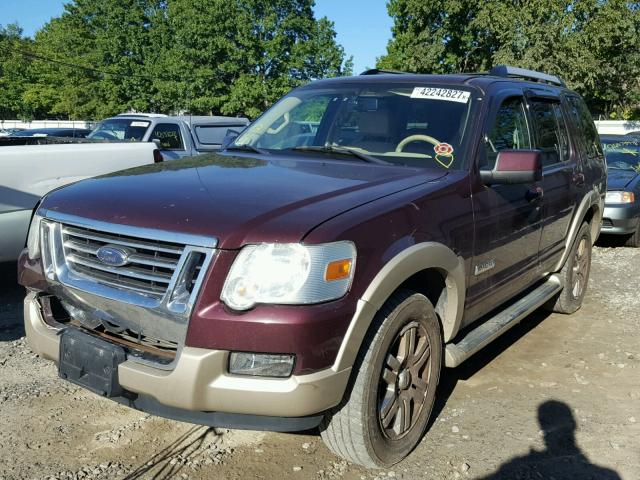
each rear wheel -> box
[320,290,442,468]
[624,220,640,247]
[547,222,592,314]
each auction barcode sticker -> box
[411,87,471,103]
[131,121,150,127]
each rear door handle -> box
[573,173,585,187]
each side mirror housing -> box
[221,129,240,150]
[480,150,542,185]
[151,138,162,148]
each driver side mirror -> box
[221,129,240,150]
[480,150,542,185]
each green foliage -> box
[0,0,350,120]
[379,0,640,118]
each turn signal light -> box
[325,259,352,282]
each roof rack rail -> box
[489,65,565,87]
[360,68,409,76]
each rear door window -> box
[485,96,532,168]
[150,123,184,150]
[566,96,603,158]
[529,99,570,167]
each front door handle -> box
[525,186,544,202]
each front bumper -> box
[601,202,640,235]
[24,292,351,428]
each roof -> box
[306,69,571,95]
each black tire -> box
[320,290,442,468]
[624,221,640,248]
[547,222,592,314]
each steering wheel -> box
[395,134,442,152]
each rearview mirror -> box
[480,150,542,185]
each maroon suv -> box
[19,65,606,468]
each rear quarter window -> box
[150,123,184,150]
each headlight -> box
[26,214,43,259]
[221,241,356,310]
[605,191,635,204]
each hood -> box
[40,153,447,249]
[607,168,639,190]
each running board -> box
[445,275,562,368]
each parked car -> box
[0,142,161,263]
[11,127,92,138]
[19,66,605,468]
[0,127,25,136]
[88,113,250,159]
[600,135,640,246]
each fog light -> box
[228,352,295,378]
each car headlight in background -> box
[605,191,635,204]
[221,241,356,310]
[26,213,43,259]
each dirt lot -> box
[1,242,638,480]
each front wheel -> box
[320,290,442,468]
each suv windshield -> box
[602,139,640,171]
[234,82,475,170]
[88,118,151,141]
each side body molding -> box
[332,242,466,372]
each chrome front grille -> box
[39,211,217,364]
[61,224,185,298]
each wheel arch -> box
[332,242,466,372]
[553,189,604,272]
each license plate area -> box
[59,329,126,397]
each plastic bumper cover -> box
[24,292,351,425]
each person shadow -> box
[476,400,621,480]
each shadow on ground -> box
[596,233,630,248]
[124,426,220,480]
[475,400,622,480]
[0,261,24,342]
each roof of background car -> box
[600,134,637,142]
[174,115,250,125]
[305,73,570,95]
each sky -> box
[1,0,393,74]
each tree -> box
[154,0,351,118]
[8,0,350,120]
[0,24,33,120]
[378,0,640,118]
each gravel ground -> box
[0,241,638,479]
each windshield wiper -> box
[224,144,270,155]
[290,145,392,165]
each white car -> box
[1,142,160,262]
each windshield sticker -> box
[130,121,150,127]
[411,87,470,104]
[434,143,454,168]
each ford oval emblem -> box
[96,245,130,267]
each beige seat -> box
[354,110,395,153]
